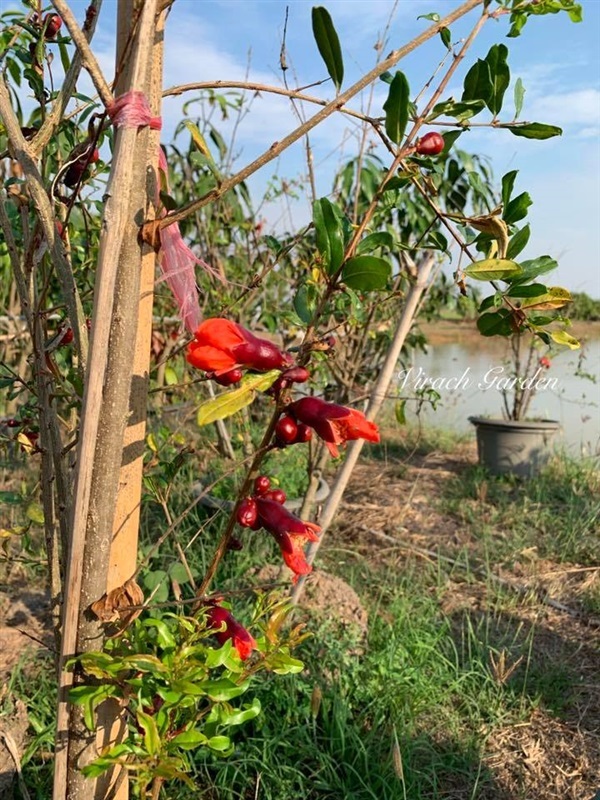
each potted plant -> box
[469,334,562,477]
[458,173,580,477]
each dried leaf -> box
[91,578,144,627]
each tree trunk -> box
[53,1,163,797]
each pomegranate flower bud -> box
[275,415,298,445]
[263,488,286,505]
[236,497,258,528]
[255,498,320,582]
[187,318,292,376]
[253,475,271,496]
[294,423,313,443]
[288,397,380,458]
[204,603,256,661]
[214,368,243,387]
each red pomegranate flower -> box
[288,397,380,457]
[186,318,292,376]
[204,603,256,661]
[255,498,320,582]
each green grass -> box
[5,438,598,799]
[438,455,600,565]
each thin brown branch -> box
[32,0,104,156]
[0,78,88,365]
[51,0,113,107]
[158,0,483,230]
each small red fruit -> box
[281,366,310,384]
[264,488,286,505]
[59,326,74,345]
[214,368,243,387]
[253,475,271,496]
[5,418,20,428]
[416,132,445,156]
[236,498,258,528]
[275,415,298,445]
[43,13,62,39]
[539,356,551,369]
[294,423,313,443]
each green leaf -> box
[477,309,513,337]
[313,197,345,274]
[461,59,492,106]
[169,562,192,585]
[505,122,562,140]
[143,618,176,650]
[269,652,304,675]
[501,170,518,210]
[417,12,440,21]
[58,40,71,75]
[207,735,232,752]
[427,98,486,122]
[122,654,168,674]
[342,256,391,291]
[203,678,248,702]
[484,44,510,116]
[293,284,314,325]
[355,231,394,255]
[550,329,580,350]
[505,224,530,259]
[464,258,522,281]
[171,729,208,750]
[197,370,280,426]
[514,255,558,283]
[439,26,451,49]
[311,7,344,92]
[503,191,532,225]
[221,698,262,727]
[513,77,525,118]
[137,709,161,756]
[425,231,448,252]
[478,293,503,312]
[25,502,44,525]
[164,366,178,386]
[441,129,463,152]
[395,400,406,426]
[506,282,547,298]
[520,286,572,310]
[171,679,206,696]
[507,11,527,38]
[383,71,410,144]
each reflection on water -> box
[400,334,600,456]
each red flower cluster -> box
[187,318,291,381]
[288,396,380,458]
[204,603,256,661]
[235,476,321,582]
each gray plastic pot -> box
[469,417,561,477]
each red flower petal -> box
[205,604,256,661]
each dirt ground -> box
[1,441,599,799]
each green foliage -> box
[67,602,306,795]
[311,6,344,91]
[382,71,410,144]
[564,292,600,321]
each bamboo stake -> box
[291,255,437,604]
[53,1,160,797]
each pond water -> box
[399,330,600,457]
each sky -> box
[6,0,600,296]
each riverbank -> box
[420,319,600,347]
